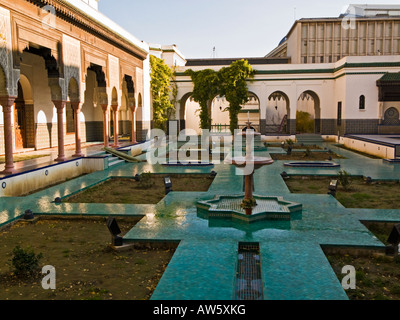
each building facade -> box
[173,5,400,139]
[0,0,152,174]
[267,4,400,64]
[175,56,400,137]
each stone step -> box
[296,134,324,144]
[108,157,126,167]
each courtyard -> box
[1,138,400,300]
[1,0,400,305]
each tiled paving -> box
[1,140,400,300]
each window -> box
[337,102,342,126]
[359,95,366,110]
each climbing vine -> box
[150,55,175,131]
[185,69,220,130]
[186,59,255,134]
[218,60,255,135]
[169,65,179,120]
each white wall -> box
[344,74,381,120]
[142,56,152,131]
[185,99,201,135]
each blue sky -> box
[99,0,400,59]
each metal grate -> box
[216,198,285,214]
[235,243,264,300]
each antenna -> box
[212,46,216,58]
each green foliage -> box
[139,171,154,189]
[150,55,175,131]
[185,69,220,130]
[296,111,315,133]
[240,198,258,209]
[11,246,43,277]
[186,60,255,134]
[285,139,294,146]
[169,65,179,120]
[218,60,255,135]
[338,170,353,191]
[304,147,312,158]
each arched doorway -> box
[267,91,290,134]
[136,93,143,141]
[83,68,101,142]
[296,90,321,134]
[185,96,202,135]
[15,75,35,149]
[179,93,202,135]
[66,77,79,135]
[383,107,400,125]
[210,93,261,133]
[120,93,129,136]
[211,95,230,133]
[238,93,260,131]
[109,87,118,140]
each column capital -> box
[0,96,16,112]
[129,105,137,113]
[101,104,110,112]
[71,101,83,112]
[52,100,67,110]
[111,104,120,112]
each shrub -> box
[11,246,43,277]
[139,171,154,189]
[285,139,294,146]
[338,170,352,191]
[304,147,312,158]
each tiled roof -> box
[378,72,400,82]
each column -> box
[0,96,16,175]
[101,104,110,148]
[130,106,137,144]
[71,102,83,157]
[244,173,254,201]
[53,100,67,162]
[112,105,120,148]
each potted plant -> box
[241,198,258,215]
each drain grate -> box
[235,243,264,300]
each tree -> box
[185,60,254,134]
[150,55,175,131]
[218,60,255,135]
[296,111,314,133]
[185,69,220,130]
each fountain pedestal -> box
[232,124,273,214]
[196,122,302,223]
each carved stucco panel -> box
[63,34,82,101]
[0,7,19,97]
[108,54,120,105]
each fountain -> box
[231,118,274,215]
[197,117,302,223]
